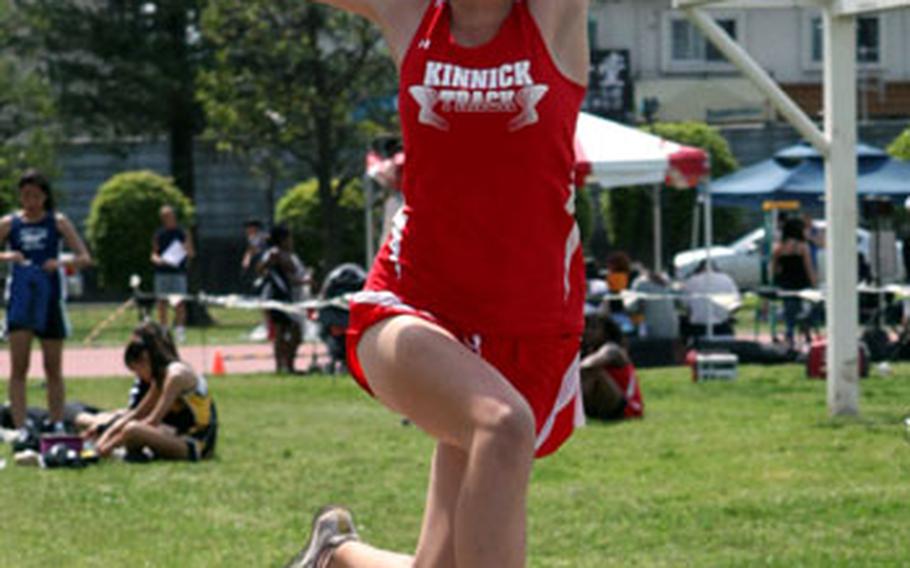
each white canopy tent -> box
[573,111,708,191]
[570,112,711,272]
[674,0,910,416]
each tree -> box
[888,127,910,161]
[275,178,365,276]
[86,171,194,290]
[602,122,742,265]
[0,2,57,212]
[11,0,207,196]
[198,1,396,267]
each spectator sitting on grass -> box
[77,341,167,440]
[580,307,644,421]
[96,322,217,462]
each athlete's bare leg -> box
[413,442,468,567]
[337,315,535,568]
[328,543,412,568]
[120,421,190,459]
[157,299,169,327]
[41,339,65,423]
[8,330,33,428]
[175,300,186,328]
[330,442,467,568]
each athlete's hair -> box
[781,217,806,242]
[606,251,631,273]
[269,224,291,248]
[18,169,55,211]
[124,322,180,387]
[643,269,668,287]
[583,310,625,355]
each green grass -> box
[3,365,910,566]
[65,302,264,346]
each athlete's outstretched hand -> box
[311,0,425,65]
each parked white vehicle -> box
[673,221,904,290]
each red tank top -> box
[365,0,586,335]
[605,364,644,419]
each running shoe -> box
[11,427,38,453]
[285,506,360,568]
[13,449,41,467]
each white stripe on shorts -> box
[350,290,418,311]
[535,353,584,452]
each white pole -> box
[364,174,375,266]
[704,182,715,340]
[685,8,829,154]
[653,184,663,272]
[824,9,860,415]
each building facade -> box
[588,0,910,124]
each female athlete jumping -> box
[288,1,589,566]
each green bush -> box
[575,186,594,245]
[602,186,652,259]
[275,178,365,276]
[601,122,744,266]
[86,171,194,291]
[643,122,739,179]
[888,127,910,161]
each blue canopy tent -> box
[710,142,910,206]
[693,142,910,288]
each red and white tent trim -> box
[573,112,709,190]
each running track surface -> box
[0,341,330,380]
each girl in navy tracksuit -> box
[0,170,92,446]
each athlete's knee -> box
[474,397,536,456]
[122,421,145,443]
[9,373,27,383]
[42,360,61,378]
[9,363,29,381]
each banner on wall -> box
[584,49,634,123]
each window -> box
[665,13,742,72]
[809,14,882,65]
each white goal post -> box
[674,0,908,12]
[671,0,910,416]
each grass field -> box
[3,365,910,567]
[65,302,264,346]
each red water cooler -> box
[806,340,869,379]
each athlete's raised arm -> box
[529,0,590,85]
[310,0,427,65]
[310,0,379,21]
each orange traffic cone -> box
[211,349,227,376]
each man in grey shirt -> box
[628,270,680,339]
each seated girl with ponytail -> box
[96,322,217,462]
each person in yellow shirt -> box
[96,322,217,462]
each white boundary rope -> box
[124,282,910,319]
